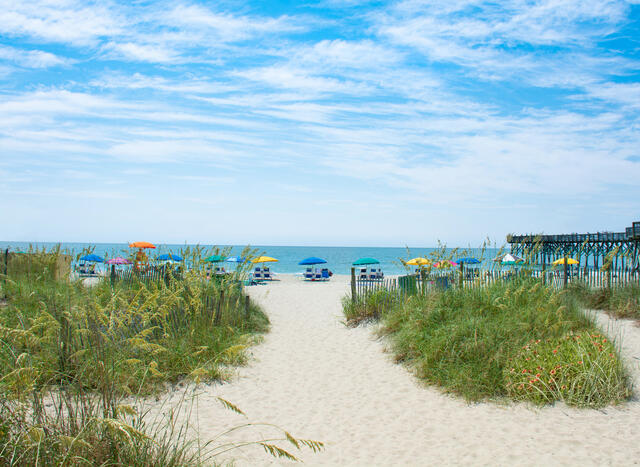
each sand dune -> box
[161,274,640,466]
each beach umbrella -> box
[129,241,156,249]
[457,257,480,265]
[353,257,379,266]
[80,254,104,262]
[252,256,278,264]
[552,257,579,266]
[299,257,327,266]
[495,253,524,265]
[106,257,132,265]
[434,260,458,268]
[406,257,431,266]
[157,253,183,262]
[226,256,246,263]
[204,254,225,263]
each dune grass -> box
[567,281,640,322]
[345,278,631,407]
[0,248,323,465]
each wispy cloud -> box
[1,0,639,244]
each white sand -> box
[161,274,640,466]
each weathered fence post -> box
[350,267,356,304]
[214,289,224,325]
[459,263,464,287]
[563,257,568,288]
[420,268,426,295]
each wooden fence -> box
[351,267,640,302]
[1,248,71,281]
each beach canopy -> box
[80,254,104,262]
[106,257,132,265]
[552,257,579,266]
[157,253,182,261]
[406,257,430,266]
[299,257,327,265]
[226,256,246,263]
[494,253,524,265]
[129,241,156,249]
[252,256,278,264]
[204,254,225,263]
[457,257,480,265]
[353,257,379,266]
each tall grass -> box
[567,281,640,322]
[345,277,631,407]
[0,248,322,465]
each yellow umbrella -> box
[406,257,431,266]
[552,257,579,266]
[251,256,278,264]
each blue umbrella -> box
[226,256,246,263]
[299,257,327,266]
[80,254,104,262]
[457,257,480,265]
[157,253,183,261]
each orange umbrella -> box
[129,241,156,249]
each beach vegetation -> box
[345,276,631,407]
[566,281,640,322]
[0,247,322,465]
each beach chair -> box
[369,269,379,281]
[263,270,272,280]
[253,271,264,282]
[303,268,314,281]
[314,270,322,281]
[376,269,384,280]
[321,268,330,281]
[359,268,368,281]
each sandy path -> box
[182,274,640,466]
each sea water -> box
[0,241,500,276]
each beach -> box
[150,274,640,466]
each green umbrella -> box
[353,257,380,266]
[204,254,225,263]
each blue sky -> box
[1,0,639,247]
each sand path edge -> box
[158,274,640,466]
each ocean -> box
[0,241,500,275]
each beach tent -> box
[353,258,379,266]
[157,253,183,262]
[80,254,104,262]
[299,257,327,265]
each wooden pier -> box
[507,221,640,271]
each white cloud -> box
[0,0,123,46]
[0,45,70,68]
